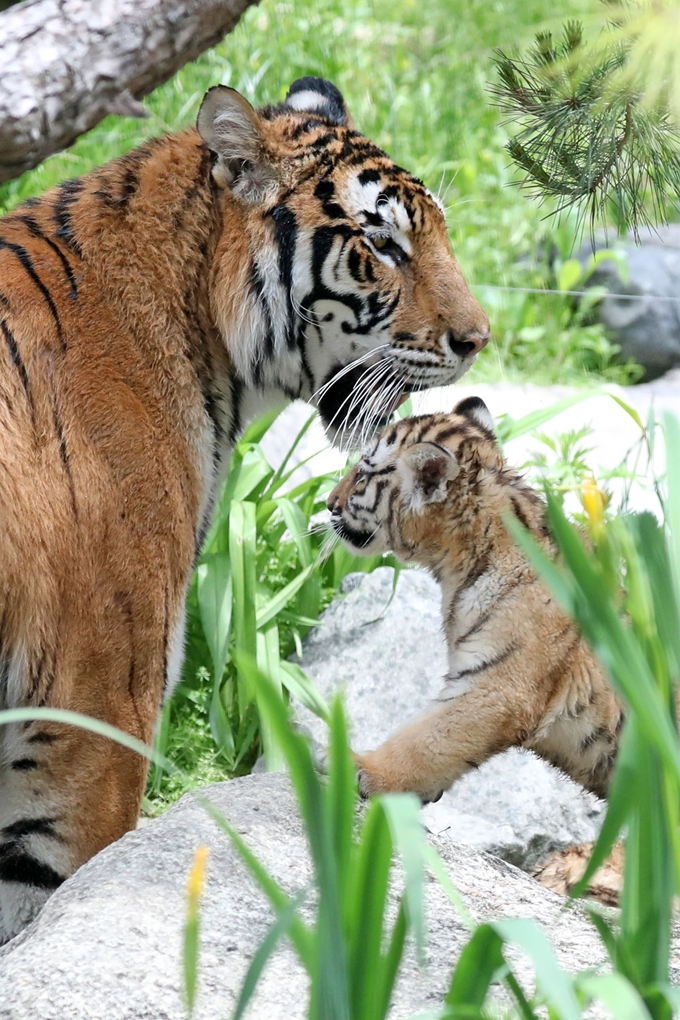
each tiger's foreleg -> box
[354,682,539,803]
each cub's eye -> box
[372,236,389,250]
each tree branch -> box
[0,0,261,184]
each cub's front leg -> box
[354,689,534,803]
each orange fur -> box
[0,78,489,942]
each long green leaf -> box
[232,888,309,1020]
[347,800,394,1020]
[197,553,233,683]
[577,972,651,1020]
[380,793,426,961]
[197,795,314,965]
[663,413,680,613]
[256,564,316,630]
[278,660,330,722]
[493,919,580,1020]
[446,925,507,1009]
[0,707,173,772]
[230,501,258,712]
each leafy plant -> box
[147,409,400,806]
[506,411,680,1020]
[195,660,428,1020]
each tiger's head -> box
[197,78,490,447]
[327,396,527,565]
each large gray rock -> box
[1,772,620,1020]
[294,568,604,871]
[579,225,680,379]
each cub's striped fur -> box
[0,77,489,942]
[328,397,624,804]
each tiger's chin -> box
[316,362,410,450]
[331,518,385,556]
[316,352,478,450]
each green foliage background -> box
[0,0,642,385]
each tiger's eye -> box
[372,236,389,250]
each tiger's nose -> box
[446,329,491,358]
[327,490,340,513]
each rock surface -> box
[294,568,605,871]
[578,225,680,379]
[1,772,622,1020]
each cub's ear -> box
[197,86,277,200]
[453,395,496,436]
[401,442,460,509]
[284,77,354,127]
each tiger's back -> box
[328,397,624,803]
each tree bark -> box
[0,0,261,184]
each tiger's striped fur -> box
[0,77,489,942]
[328,396,624,804]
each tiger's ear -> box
[284,77,354,128]
[453,396,495,435]
[401,442,460,509]
[197,86,277,200]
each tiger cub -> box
[327,396,624,804]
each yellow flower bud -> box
[581,476,606,532]
[186,845,210,918]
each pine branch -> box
[490,8,680,234]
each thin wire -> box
[472,283,680,304]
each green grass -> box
[0,0,639,385]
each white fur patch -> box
[285,89,328,114]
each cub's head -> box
[327,396,507,562]
[197,78,490,446]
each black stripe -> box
[11,759,38,771]
[0,238,64,345]
[580,726,609,751]
[3,816,59,841]
[362,478,389,514]
[50,394,77,517]
[455,576,528,647]
[53,178,84,257]
[0,316,35,419]
[27,731,59,745]
[0,290,11,311]
[229,375,243,443]
[446,552,492,626]
[0,849,65,889]
[18,215,78,299]
[249,261,275,367]
[162,584,170,694]
[270,204,298,348]
[511,495,532,532]
[453,642,518,682]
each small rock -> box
[578,226,680,380]
[294,567,605,871]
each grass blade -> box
[380,793,426,961]
[0,706,173,773]
[232,888,309,1020]
[198,794,314,965]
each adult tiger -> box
[0,76,489,942]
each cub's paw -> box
[354,752,385,799]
